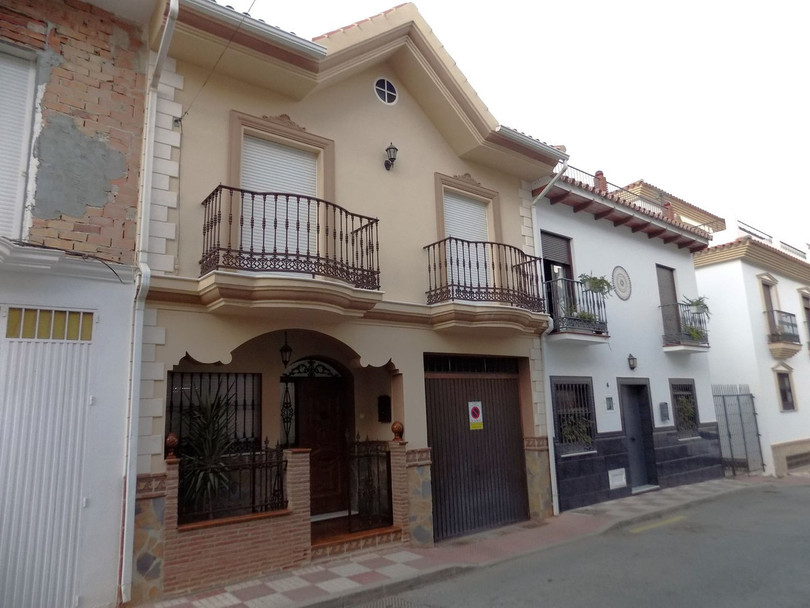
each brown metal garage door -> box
[425,355,528,541]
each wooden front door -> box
[296,377,350,515]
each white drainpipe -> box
[119,0,178,601]
[532,160,568,515]
[532,158,568,205]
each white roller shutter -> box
[443,190,490,287]
[240,136,317,255]
[443,190,488,242]
[0,51,35,239]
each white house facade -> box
[695,230,810,476]
[533,170,724,510]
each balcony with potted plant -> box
[545,273,611,344]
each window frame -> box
[228,111,335,202]
[773,363,797,412]
[669,378,700,439]
[0,45,37,240]
[550,376,597,456]
[434,173,501,243]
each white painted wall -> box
[697,257,810,474]
[535,199,716,436]
[0,241,135,608]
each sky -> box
[225,0,809,250]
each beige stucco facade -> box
[137,1,564,475]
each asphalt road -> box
[387,483,810,608]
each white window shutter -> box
[443,190,488,241]
[240,136,317,254]
[0,51,35,240]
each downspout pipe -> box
[532,160,568,515]
[120,0,178,602]
[532,158,568,206]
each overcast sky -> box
[226,0,809,250]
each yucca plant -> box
[179,389,236,520]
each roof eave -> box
[180,0,327,59]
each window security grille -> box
[671,381,699,438]
[551,378,596,455]
[165,371,262,454]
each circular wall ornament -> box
[612,266,632,300]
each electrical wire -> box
[177,0,258,123]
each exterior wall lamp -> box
[384,142,398,170]
[627,353,637,370]
[280,331,292,367]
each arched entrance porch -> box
[165,328,401,540]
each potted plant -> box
[179,389,236,520]
[683,324,707,343]
[579,272,614,297]
[681,295,711,318]
[575,310,597,323]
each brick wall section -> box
[162,450,312,596]
[388,440,409,540]
[1,0,145,264]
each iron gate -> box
[425,356,528,542]
[712,384,763,475]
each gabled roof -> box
[167,1,566,178]
[694,236,810,285]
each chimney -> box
[593,170,607,193]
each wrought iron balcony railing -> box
[660,303,710,347]
[544,278,608,335]
[765,309,800,344]
[424,237,544,312]
[200,186,380,289]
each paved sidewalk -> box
[144,476,786,608]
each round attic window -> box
[374,78,398,104]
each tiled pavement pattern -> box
[145,476,801,608]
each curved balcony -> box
[200,186,380,290]
[424,237,544,312]
[545,278,608,343]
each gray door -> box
[425,367,528,541]
[656,265,680,341]
[712,384,764,475]
[620,383,656,488]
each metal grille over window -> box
[165,372,262,454]
[5,308,93,341]
[671,382,700,438]
[551,378,596,455]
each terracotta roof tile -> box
[313,3,411,41]
[559,175,711,239]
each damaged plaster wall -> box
[34,113,127,219]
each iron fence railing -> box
[544,278,608,334]
[348,439,392,533]
[424,237,544,312]
[556,166,669,218]
[660,303,710,347]
[765,309,800,344]
[178,441,286,525]
[200,185,380,289]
